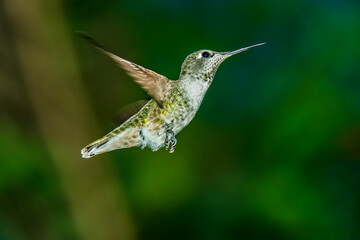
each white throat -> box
[179,77,210,109]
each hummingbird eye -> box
[202,51,210,58]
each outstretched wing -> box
[112,99,149,126]
[78,32,170,107]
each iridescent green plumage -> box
[80,33,265,158]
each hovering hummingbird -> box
[79,33,265,158]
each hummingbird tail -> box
[81,128,142,158]
[81,137,110,158]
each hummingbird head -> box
[179,42,266,83]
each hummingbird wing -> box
[78,32,170,107]
[112,99,149,126]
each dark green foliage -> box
[1,0,360,239]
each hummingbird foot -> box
[164,129,177,153]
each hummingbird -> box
[79,33,265,158]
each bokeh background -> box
[1,0,360,239]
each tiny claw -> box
[165,140,170,151]
[169,137,177,153]
[169,144,176,153]
[164,129,177,153]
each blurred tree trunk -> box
[3,0,136,240]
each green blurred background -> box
[1,0,360,239]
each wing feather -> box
[79,32,169,107]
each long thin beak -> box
[223,42,266,56]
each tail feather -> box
[81,137,110,158]
[81,128,142,158]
